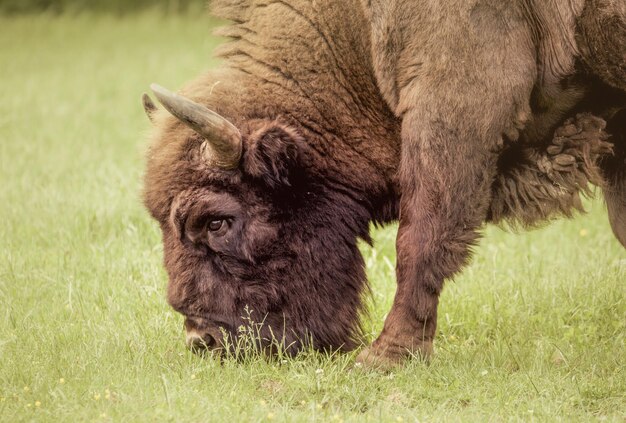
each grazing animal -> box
[142,0,625,363]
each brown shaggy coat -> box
[143,0,625,361]
[359,0,625,364]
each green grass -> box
[0,0,205,15]
[1,13,625,422]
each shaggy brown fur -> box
[358,0,625,366]
[488,113,613,226]
[145,0,400,353]
[142,0,625,361]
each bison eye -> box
[207,219,225,232]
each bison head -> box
[143,85,372,355]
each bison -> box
[142,0,625,365]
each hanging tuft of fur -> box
[489,113,613,228]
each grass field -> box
[0,12,624,422]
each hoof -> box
[355,347,400,370]
[355,341,433,370]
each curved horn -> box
[150,83,242,169]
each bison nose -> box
[184,317,223,353]
[185,330,216,352]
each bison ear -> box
[242,120,305,188]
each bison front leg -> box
[357,110,499,367]
[358,1,537,367]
